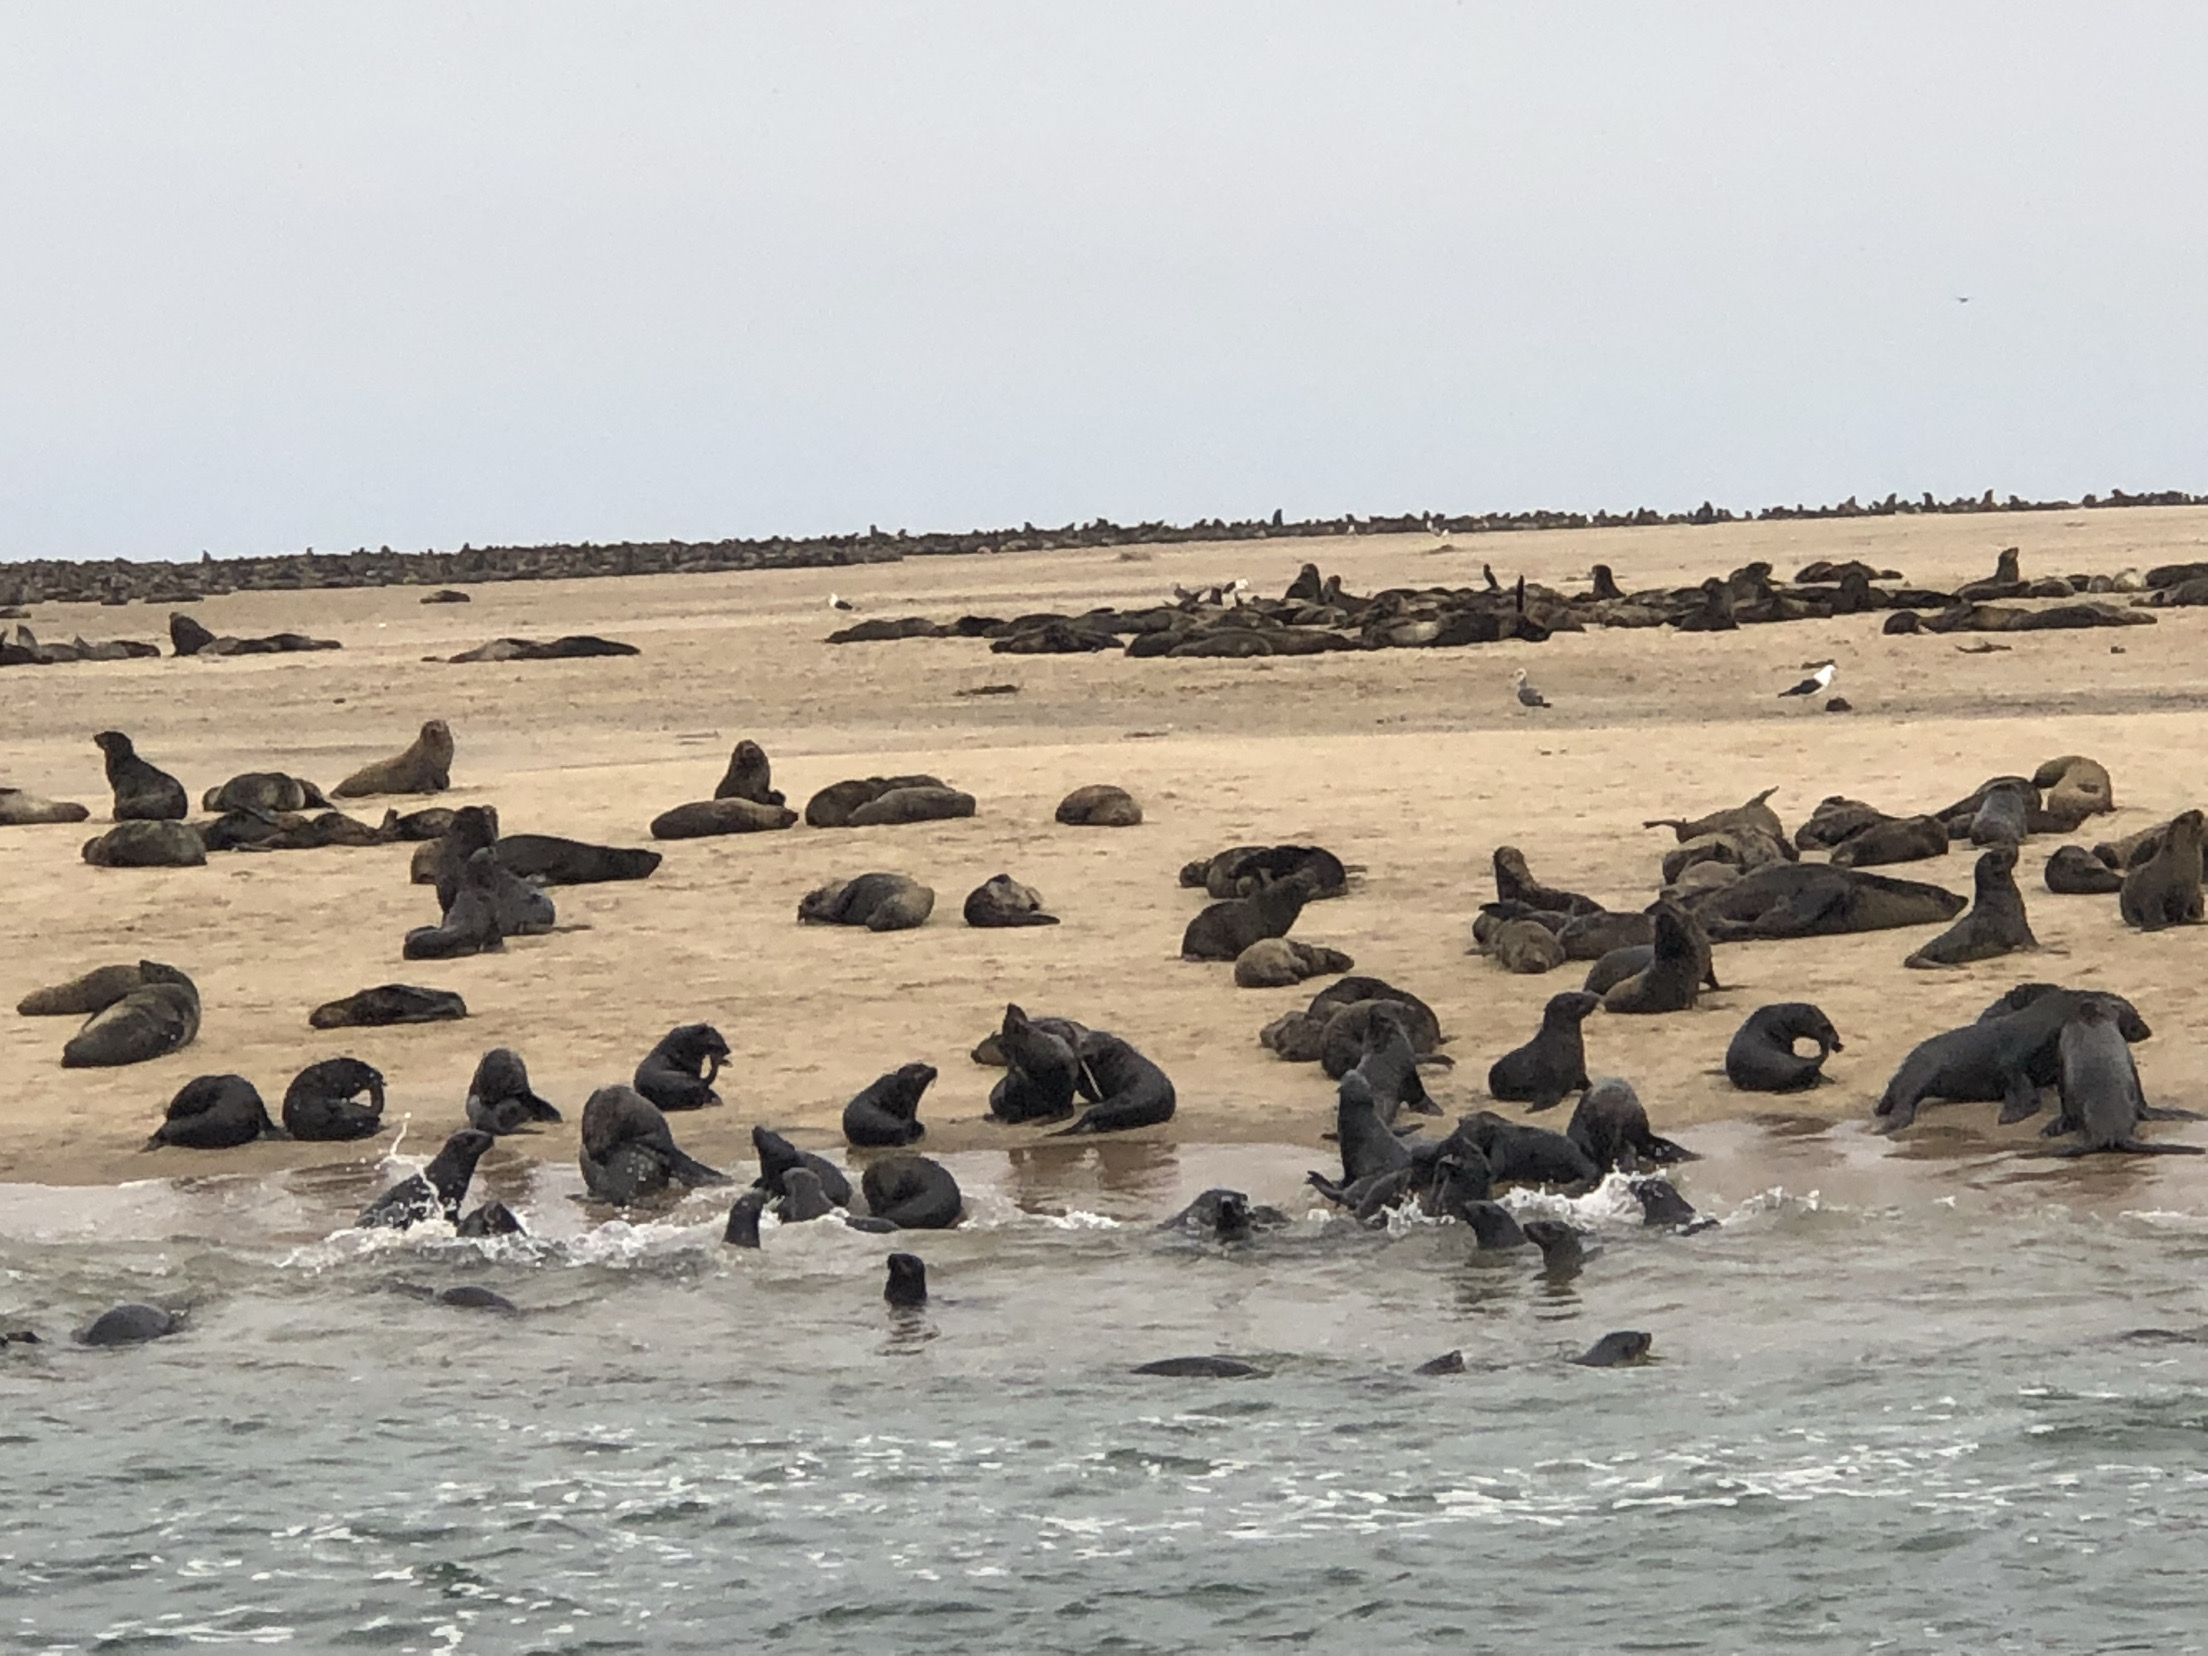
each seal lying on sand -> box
[201,773,328,814]
[1233,938,1355,988]
[798,873,936,931]
[2032,754,2115,828]
[1904,845,2036,967]
[579,1085,730,1204]
[334,719,454,798]
[496,834,660,885]
[282,1057,386,1140]
[309,985,468,1028]
[1725,1003,1843,1091]
[963,874,1059,927]
[842,1063,936,1146]
[861,1155,964,1228]
[81,820,206,868]
[1056,1031,1176,1134]
[1876,984,2152,1132]
[359,1128,495,1229]
[803,775,944,828]
[634,1023,730,1112]
[1487,918,1565,975]
[1643,788,1786,846]
[18,962,165,1017]
[1829,815,1948,868]
[1181,870,1319,961]
[1487,991,1599,1111]
[1180,844,1348,899]
[465,1047,561,1134]
[2119,809,2206,930]
[714,740,785,806]
[0,786,90,826]
[1493,846,1602,915]
[1056,784,1143,827]
[93,732,187,821]
[987,1004,1084,1124]
[1684,863,1966,941]
[650,797,800,837]
[60,965,199,1068]
[2044,845,2124,895]
[2046,998,2204,1157]
[1260,976,1446,1070]
[1566,1079,1694,1172]
[147,1074,279,1149]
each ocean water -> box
[7,1125,2208,1654]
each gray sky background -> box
[2,3,2203,562]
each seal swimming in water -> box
[721,1188,769,1247]
[1133,1356,1265,1378]
[456,1201,524,1238]
[884,1252,929,1307]
[1055,784,1143,826]
[1486,991,1598,1111]
[634,1023,731,1111]
[775,1166,838,1223]
[92,732,188,821]
[841,1062,936,1146]
[333,719,454,798]
[861,1155,965,1228]
[77,1305,183,1347]
[1055,1031,1176,1134]
[1492,846,1602,916]
[798,873,936,931]
[2047,998,2205,1157]
[962,874,1059,928]
[752,1125,854,1209]
[358,1128,495,1229]
[1572,1331,1654,1367]
[282,1057,386,1140]
[987,1004,1084,1124]
[1158,1188,1289,1242]
[1904,845,2036,967]
[465,1047,562,1134]
[146,1074,279,1150]
[1876,985,2152,1132]
[2044,845,2124,895]
[1180,869,1320,961]
[714,740,785,807]
[1444,1111,1599,1191]
[2119,809,2206,931]
[578,1085,730,1204]
[309,985,468,1028]
[1566,1078,1695,1172]
[60,965,199,1068]
[1600,902,1707,1014]
[1683,863,1966,940]
[1725,1003,1843,1091]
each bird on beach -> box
[1778,661,1837,698]
[1512,668,1550,708]
[828,593,856,612]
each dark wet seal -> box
[1632,1178,1718,1233]
[1570,1331,1653,1368]
[77,1304,182,1347]
[723,1189,769,1248]
[884,1252,928,1308]
[436,1286,516,1313]
[2,1329,44,1347]
[1133,1356,1267,1378]
[1414,1350,1466,1376]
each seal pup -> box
[147,1074,279,1150]
[722,1189,769,1247]
[1486,991,1599,1111]
[1567,1079,1695,1172]
[713,740,785,807]
[465,1048,562,1134]
[2119,809,2206,930]
[1487,918,1566,975]
[753,1125,854,1209]
[282,1057,387,1140]
[402,851,508,960]
[92,732,188,821]
[1571,1331,1653,1367]
[1601,902,1706,1013]
[1724,1003,1843,1091]
[797,873,936,931]
[634,1023,730,1112]
[333,719,454,797]
[1233,937,1356,988]
[2045,845,2124,896]
[1057,1031,1177,1134]
[1904,845,2036,968]
[962,874,1059,928]
[1345,1001,1442,1123]
[841,1062,936,1147]
[309,985,467,1028]
[1493,846,1601,916]
[578,1085,730,1204]
[2047,998,2205,1157]
[987,1004,1083,1124]
[61,965,199,1068]
[358,1128,495,1229]
[885,1252,929,1307]
[1179,870,1319,961]
[861,1155,965,1229]
[77,1305,183,1347]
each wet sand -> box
[4,505,2206,1186]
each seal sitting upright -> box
[2048,997,2205,1157]
[358,1128,494,1228]
[465,1047,562,1134]
[634,1023,731,1111]
[842,1063,936,1146]
[1487,990,1599,1111]
[333,719,454,798]
[579,1085,730,1204]
[714,740,785,806]
[1904,845,2036,968]
[92,732,188,821]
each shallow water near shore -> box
[8,1125,2208,1653]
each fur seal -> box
[714,740,785,806]
[309,985,468,1028]
[1581,945,1651,997]
[634,1023,730,1112]
[61,965,199,1067]
[1572,1331,1654,1367]
[1966,780,2034,847]
[775,1166,838,1223]
[844,786,976,828]
[1316,997,1448,1080]
[0,786,90,826]
[885,1252,929,1306]
[201,773,328,814]
[1493,846,1602,915]
[1487,991,1599,1111]
[722,1189,768,1247]
[1520,1220,1587,1278]
[1233,937,1354,987]
[2045,845,2124,895]
[1632,1178,1706,1229]
[1158,1188,1289,1241]
[2048,998,2204,1157]
[1566,1079,1694,1171]
[18,962,162,1017]
[1643,788,1785,845]
[649,797,800,837]
[1133,1356,1264,1379]
[753,1125,854,1209]
[1488,918,1565,975]
[2119,809,2206,930]
[1724,1003,1843,1091]
[962,874,1059,927]
[390,805,459,841]
[1056,1031,1177,1134]
[1829,815,1948,868]
[92,731,188,821]
[1446,1110,1599,1190]
[81,820,206,868]
[457,1201,524,1238]
[1876,986,2151,1132]
[1180,871,1319,961]
[861,1155,964,1228]
[2032,754,2114,828]
[1180,844,1348,900]
[496,834,660,885]
[842,1063,936,1146]
[1904,845,2035,967]
[333,719,454,798]
[803,775,948,828]
[1557,909,1652,960]
[1601,902,1706,1013]
[358,1128,494,1229]
[403,850,510,959]
[1343,1002,1442,1123]
[78,1305,182,1347]
[578,1084,729,1204]
[465,1048,561,1134]
[1685,863,1966,940]
[1056,784,1143,827]
[282,1057,386,1140]
[147,1074,278,1150]
[798,873,936,931]
[987,1004,1082,1123]
[426,807,555,934]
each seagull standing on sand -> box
[1512,668,1550,708]
[1778,661,1836,698]
[828,593,856,612]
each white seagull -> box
[1778,661,1836,698]
[828,593,856,612]
[1512,668,1550,708]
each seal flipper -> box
[2141,1106,2206,1122]
[2050,1140,2208,1158]
[1634,1134,1700,1165]
[1995,1066,2044,1125]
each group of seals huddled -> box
[17,961,203,1069]
[966,1004,1179,1134]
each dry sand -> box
[4,506,2206,1189]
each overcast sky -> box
[2,4,2202,562]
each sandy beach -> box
[4,505,2206,1187]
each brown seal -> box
[333,720,454,798]
[2119,809,2206,930]
[650,796,799,838]
[81,821,206,868]
[2044,845,2123,895]
[1181,872,1319,961]
[1642,787,1784,846]
[1600,902,1707,1013]
[804,775,946,828]
[962,874,1059,927]
[714,740,785,806]
[1829,814,1948,867]
[0,787,91,826]
[798,873,936,931]
[1055,785,1143,827]
[1233,938,1354,988]
[2030,754,2114,829]
[1904,845,2037,967]
[1488,919,1565,975]
[1492,847,1601,915]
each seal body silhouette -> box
[1724,1003,1843,1091]
[842,1063,936,1146]
[578,1085,729,1204]
[634,1023,730,1111]
[148,1074,278,1149]
[334,720,454,797]
[93,731,187,821]
[862,1156,964,1228]
[359,1128,494,1228]
[1487,991,1597,1111]
[282,1057,386,1140]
